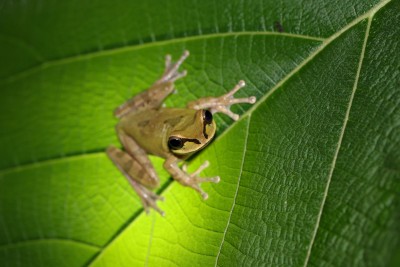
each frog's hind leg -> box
[106,146,165,216]
[114,50,190,118]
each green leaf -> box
[0,0,399,266]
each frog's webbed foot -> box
[156,50,189,85]
[127,178,165,216]
[181,160,220,200]
[188,80,256,121]
[210,80,257,120]
[165,158,220,200]
[138,186,165,216]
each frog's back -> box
[118,108,196,158]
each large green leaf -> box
[0,0,399,266]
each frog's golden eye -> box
[168,136,184,150]
[201,110,213,139]
[203,110,213,124]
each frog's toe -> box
[193,175,220,184]
[186,160,209,177]
[141,195,165,217]
[161,50,190,83]
[201,192,209,200]
[170,69,187,82]
[209,80,256,120]
[133,182,165,216]
[188,183,209,200]
[183,174,220,201]
[146,194,165,216]
[212,106,240,121]
[225,80,256,105]
[148,202,165,217]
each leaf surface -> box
[0,0,399,266]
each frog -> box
[107,50,256,216]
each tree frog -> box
[107,51,256,215]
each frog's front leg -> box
[187,80,256,120]
[114,50,190,118]
[164,156,220,199]
[155,50,189,85]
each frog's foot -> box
[188,80,256,120]
[211,80,256,120]
[182,160,220,200]
[157,50,189,84]
[127,178,165,216]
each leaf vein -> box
[144,213,156,267]
[214,114,251,266]
[1,31,324,85]
[0,238,101,251]
[302,14,374,267]
[237,0,391,122]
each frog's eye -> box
[168,136,184,150]
[203,110,213,124]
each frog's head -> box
[168,109,216,156]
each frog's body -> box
[107,51,256,215]
[119,108,216,159]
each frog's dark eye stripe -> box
[202,110,213,139]
[182,138,201,144]
[168,136,201,150]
